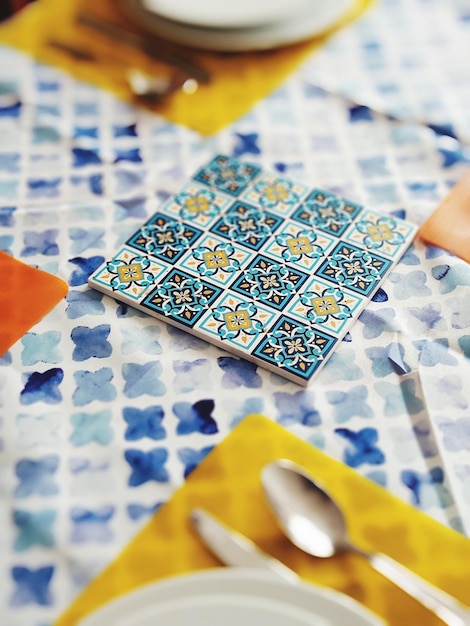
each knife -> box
[190,507,299,584]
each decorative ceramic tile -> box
[88,154,417,385]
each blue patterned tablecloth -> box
[1,0,470,624]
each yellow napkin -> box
[56,414,470,626]
[0,0,373,135]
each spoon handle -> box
[367,551,470,626]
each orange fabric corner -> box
[0,251,68,355]
[419,171,470,263]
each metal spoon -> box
[261,459,470,626]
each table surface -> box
[1,0,470,624]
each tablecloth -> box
[1,0,470,624]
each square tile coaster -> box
[88,154,417,385]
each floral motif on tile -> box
[240,174,309,215]
[199,294,276,350]
[253,316,337,382]
[91,247,166,301]
[161,182,231,228]
[292,189,362,237]
[210,200,282,251]
[263,221,335,271]
[140,269,222,327]
[126,213,203,264]
[345,210,418,258]
[287,278,364,334]
[230,254,309,311]
[180,235,253,286]
[193,154,261,196]
[316,242,392,296]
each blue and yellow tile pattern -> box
[89,155,417,384]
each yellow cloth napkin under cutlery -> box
[55,413,470,626]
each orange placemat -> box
[0,0,373,135]
[419,171,470,263]
[55,414,470,626]
[0,251,68,356]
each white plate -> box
[79,568,384,626]
[119,0,354,51]
[142,0,310,28]
[141,0,311,29]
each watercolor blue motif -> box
[114,196,148,220]
[21,331,62,366]
[15,455,59,498]
[372,287,388,302]
[232,132,261,157]
[335,427,385,468]
[72,368,117,406]
[167,325,211,351]
[72,147,102,167]
[177,445,214,478]
[73,126,98,139]
[348,104,374,122]
[21,229,59,256]
[358,308,396,339]
[69,256,105,286]
[406,302,446,331]
[68,227,105,255]
[70,506,115,543]
[32,126,61,143]
[388,270,431,300]
[173,359,212,393]
[436,417,470,452]
[70,173,103,195]
[123,406,166,441]
[16,412,61,448]
[229,397,265,427]
[0,179,19,200]
[13,509,56,551]
[127,503,161,520]
[0,206,16,226]
[217,357,262,389]
[70,410,114,446]
[374,379,424,417]
[387,341,411,375]
[113,124,137,137]
[173,399,218,435]
[326,385,373,422]
[459,335,470,358]
[66,290,105,319]
[401,467,453,509]
[413,338,458,367]
[122,361,166,398]
[71,325,112,361]
[125,448,169,486]
[365,343,410,378]
[0,152,20,172]
[114,169,147,194]
[120,325,162,355]
[274,390,320,426]
[114,148,142,163]
[357,155,390,177]
[320,349,363,383]
[365,470,387,487]
[20,368,64,405]
[431,264,470,294]
[27,178,62,198]
[10,566,54,606]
